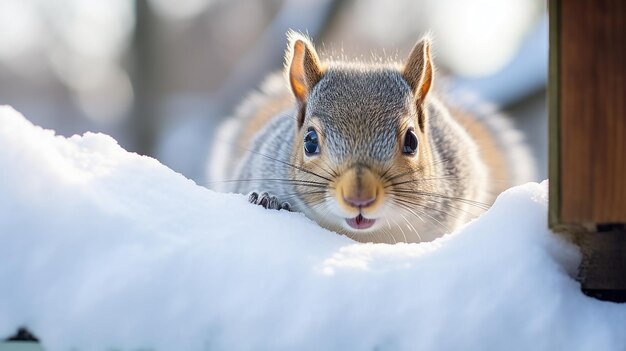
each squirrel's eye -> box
[304,128,320,156]
[402,128,418,155]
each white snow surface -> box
[0,105,625,351]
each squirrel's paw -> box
[247,191,292,211]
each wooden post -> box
[549,0,626,301]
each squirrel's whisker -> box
[391,199,451,234]
[384,176,459,188]
[230,142,334,183]
[247,149,333,182]
[391,196,462,222]
[398,213,417,242]
[387,218,401,244]
[275,190,328,199]
[384,171,513,187]
[392,192,483,220]
[389,189,491,210]
[272,134,339,179]
[210,178,328,187]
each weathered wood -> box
[549,0,626,301]
[556,0,626,225]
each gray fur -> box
[233,109,296,197]
[307,66,408,164]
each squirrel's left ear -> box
[402,36,434,102]
[286,32,324,108]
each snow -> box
[0,105,625,351]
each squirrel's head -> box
[286,32,446,243]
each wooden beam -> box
[549,0,626,301]
[554,0,626,226]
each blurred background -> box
[0,0,548,184]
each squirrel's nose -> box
[335,166,384,214]
[343,194,376,208]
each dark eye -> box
[402,128,418,155]
[304,128,320,156]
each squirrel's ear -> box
[286,33,323,105]
[402,36,434,101]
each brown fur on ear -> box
[402,36,434,102]
[285,32,323,127]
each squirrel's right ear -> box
[286,32,323,107]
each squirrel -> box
[208,32,535,244]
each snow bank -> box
[0,105,624,351]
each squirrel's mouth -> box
[345,214,376,230]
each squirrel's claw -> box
[247,191,259,204]
[247,191,292,211]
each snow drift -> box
[0,106,624,351]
